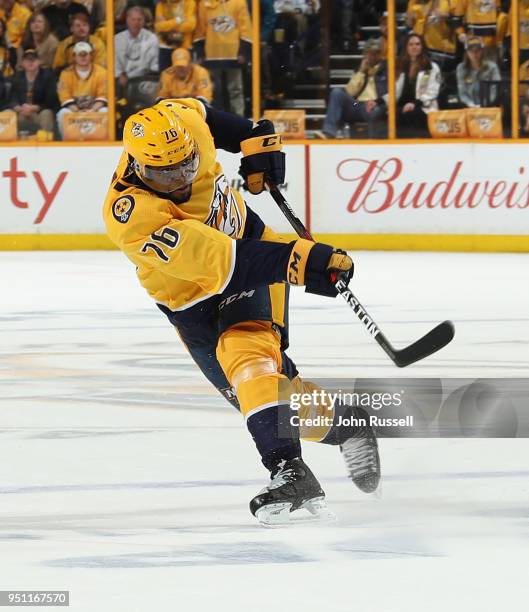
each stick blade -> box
[393,320,455,368]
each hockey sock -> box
[246,405,301,472]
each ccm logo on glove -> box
[239,120,286,195]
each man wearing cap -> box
[8,47,58,138]
[316,38,387,139]
[115,6,159,97]
[56,40,107,137]
[52,11,106,74]
[456,35,500,108]
[157,47,213,103]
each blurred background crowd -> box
[0,0,527,140]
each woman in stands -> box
[456,36,500,109]
[17,12,59,69]
[396,33,441,138]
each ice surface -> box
[1,251,529,612]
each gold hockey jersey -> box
[193,0,252,62]
[103,98,248,312]
[462,0,504,44]
[408,0,464,56]
[158,64,213,101]
[155,0,197,50]
[57,64,108,106]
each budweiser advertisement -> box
[310,144,529,235]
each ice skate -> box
[340,408,381,493]
[250,458,336,526]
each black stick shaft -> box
[267,182,396,353]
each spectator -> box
[115,6,158,97]
[155,0,196,71]
[37,0,90,41]
[339,0,356,53]
[408,0,464,72]
[9,47,58,138]
[316,38,387,138]
[194,0,252,116]
[396,33,441,137]
[17,12,59,69]
[56,40,107,137]
[157,46,212,102]
[274,0,319,55]
[0,17,15,76]
[53,12,106,73]
[260,0,275,98]
[459,0,506,57]
[0,0,31,48]
[456,36,500,108]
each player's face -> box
[135,146,200,194]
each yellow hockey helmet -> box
[123,101,199,193]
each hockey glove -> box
[287,239,354,298]
[239,120,285,195]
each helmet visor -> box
[135,146,200,193]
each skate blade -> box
[255,497,337,527]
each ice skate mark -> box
[46,542,315,568]
[2,470,529,495]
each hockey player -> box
[103,98,380,525]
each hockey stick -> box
[266,181,455,368]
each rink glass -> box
[1,1,524,143]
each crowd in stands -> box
[0,0,255,140]
[0,1,528,141]
[318,0,529,139]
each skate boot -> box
[340,407,380,493]
[250,458,335,526]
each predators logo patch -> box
[209,15,236,33]
[204,175,243,238]
[112,195,135,223]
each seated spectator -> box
[115,6,158,97]
[155,0,196,71]
[0,0,31,48]
[408,0,463,72]
[157,47,212,102]
[0,17,15,76]
[8,47,58,138]
[193,0,251,116]
[56,40,107,137]
[37,0,90,41]
[456,36,500,108]
[396,33,441,137]
[17,12,59,69]
[316,38,387,139]
[53,12,106,73]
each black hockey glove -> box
[287,240,354,298]
[239,120,285,195]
